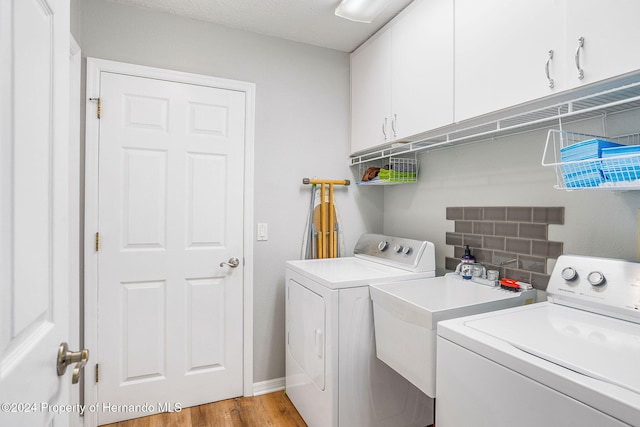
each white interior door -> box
[0,0,72,426]
[96,71,246,424]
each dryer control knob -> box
[393,245,403,253]
[378,241,388,251]
[588,271,606,287]
[402,246,412,255]
[561,267,578,281]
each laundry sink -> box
[369,274,536,397]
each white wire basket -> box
[542,130,640,190]
[356,156,418,185]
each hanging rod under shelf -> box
[302,178,350,186]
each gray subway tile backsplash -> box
[531,272,551,289]
[503,268,531,284]
[492,251,518,267]
[446,207,464,220]
[506,238,532,255]
[518,255,546,273]
[463,207,483,221]
[532,207,565,225]
[463,234,483,248]
[519,223,548,240]
[445,232,463,246]
[506,206,533,222]
[483,236,506,250]
[455,221,473,233]
[446,206,565,290]
[494,222,518,237]
[473,221,494,235]
[445,256,459,271]
[532,240,563,258]
[483,207,506,221]
[472,248,493,264]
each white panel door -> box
[97,72,245,424]
[0,0,71,425]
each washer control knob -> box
[561,267,578,281]
[402,246,412,255]
[378,241,388,251]
[588,271,606,287]
[393,245,403,253]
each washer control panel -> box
[354,234,435,273]
[547,255,640,322]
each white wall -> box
[384,109,640,276]
[76,0,383,384]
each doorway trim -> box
[83,57,255,427]
[69,34,82,427]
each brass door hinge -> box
[95,232,99,252]
[95,363,99,383]
[89,97,101,119]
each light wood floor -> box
[101,392,307,427]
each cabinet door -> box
[454,0,564,122]
[351,31,392,154]
[565,0,640,87]
[392,0,454,140]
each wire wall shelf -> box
[349,75,640,166]
[542,130,640,190]
[356,156,418,185]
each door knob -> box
[219,257,240,268]
[57,342,89,384]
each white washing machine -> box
[436,255,640,427]
[285,234,436,427]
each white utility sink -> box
[369,274,536,397]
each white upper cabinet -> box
[350,0,640,157]
[391,0,454,140]
[564,0,640,87]
[454,0,564,122]
[455,0,640,123]
[351,31,392,154]
[350,0,454,155]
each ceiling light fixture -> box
[334,0,391,23]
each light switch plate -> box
[257,223,268,241]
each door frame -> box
[69,34,82,427]
[83,57,255,427]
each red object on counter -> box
[500,278,520,291]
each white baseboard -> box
[253,377,285,396]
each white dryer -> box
[285,234,436,427]
[436,255,640,427]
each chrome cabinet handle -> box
[219,257,240,268]
[391,113,397,138]
[545,50,555,88]
[57,342,89,384]
[382,117,388,140]
[575,37,585,80]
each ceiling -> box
[105,0,415,52]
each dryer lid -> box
[465,303,640,395]
[286,257,434,289]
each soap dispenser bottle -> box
[461,245,475,264]
[456,245,476,279]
